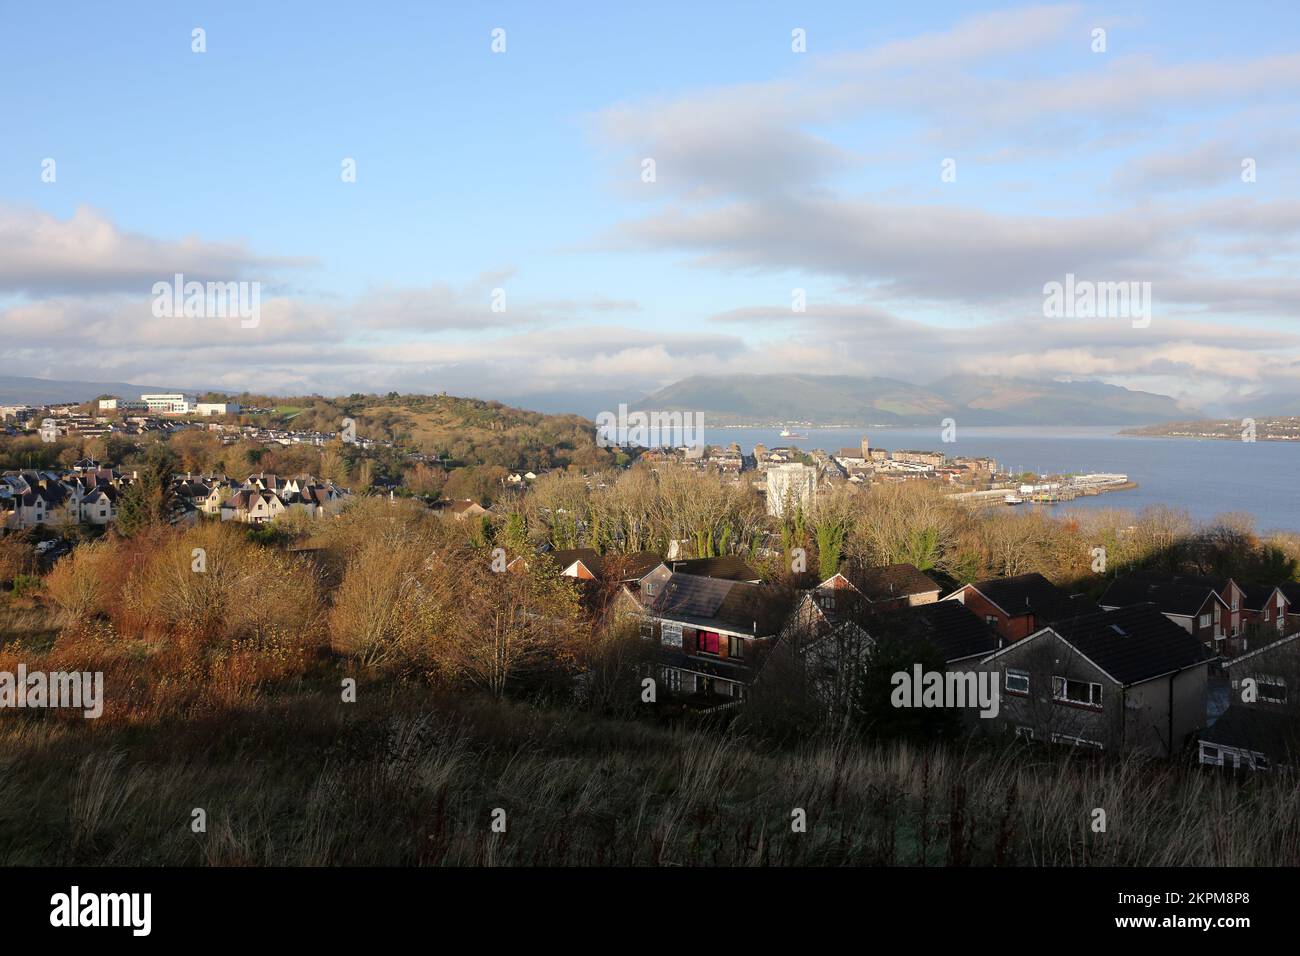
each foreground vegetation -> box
[2,685,1298,866]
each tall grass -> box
[0,689,1295,866]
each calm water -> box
[695,425,1300,533]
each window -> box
[728,635,745,659]
[661,667,681,692]
[1051,733,1103,750]
[640,621,654,641]
[1014,725,1035,741]
[1052,676,1102,708]
[697,630,721,655]
[1005,669,1030,695]
[660,621,683,648]
[985,615,998,627]
[1199,613,1212,628]
[1199,743,1221,765]
[728,682,745,699]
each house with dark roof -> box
[1099,572,1229,653]
[637,555,762,606]
[1239,583,1290,645]
[1201,632,1300,771]
[945,572,1099,643]
[818,562,941,611]
[641,572,788,707]
[876,599,1001,668]
[974,603,1212,757]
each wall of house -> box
[975,637,1123,748]
[1227,637,1300,715]
[1122,666,1207,758]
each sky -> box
[2,1,1299,415]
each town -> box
[0,391,1293,782]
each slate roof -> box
[965,572,1099,622]
[1100,572,1226,617]
[1044,603,1213,685]
[873,599,999,663]
[661,556,761,582]
[648,572,786,635]
[844,562,942,602]
[1241,582,1286,613]
[543,548,604,574]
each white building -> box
[99,398,147,411]
[141,393,195,414]
[195,402,240,417]
[766,463,819,518]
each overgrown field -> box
[0,685,1295,866]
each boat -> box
[1003,494,1024,505]
[779,428,808,440]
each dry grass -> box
[0,683,1295,866]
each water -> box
[693,425,1300,533]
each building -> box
[945,572,1100,644]
[140,393,195,415]
[817,562,942,611]
[976,603,1212,757]
[766,462,818,517]
[1099,572,1229,654]
[641,572,787,706]
[196,402,240,417]
[98,398,148,412]
[1201,633,1300,770]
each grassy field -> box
[1,675,1297,866]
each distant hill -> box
[635,374,1201,426]
[0,374,184,405]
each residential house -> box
[976,603,1212,757]
[1201,633,1300,771]
[448,499,488,521]
[946,572,1100,643]
[791,595,998,719]
[1099,572,1229,654]
[638,555,762,605]
[221,489,287,524]
[642,573,787,706]
[818,562,941,612]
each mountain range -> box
[0,375,189,405]
[633,374,1202,427]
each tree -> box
[852,633,961,743]
[115,447,182,535]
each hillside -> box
[636,374,1199,426]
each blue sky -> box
[2,1,1300,413]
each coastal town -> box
[1,388,1292,779]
